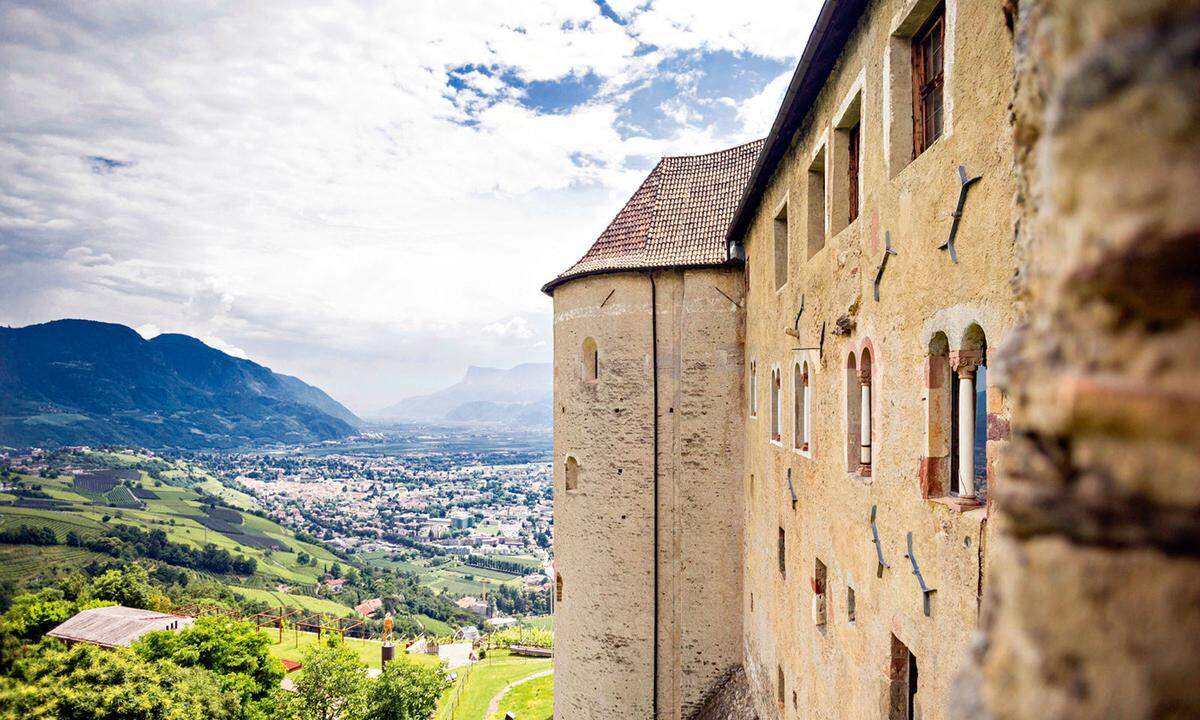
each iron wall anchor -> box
[873,231,898,301]
[939,165,982,263]
[870,505,890,578]
[904,531,936,617]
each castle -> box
[543,0,1200,718]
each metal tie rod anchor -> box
[939,165,982,263]
[870,505,890,578]
[904,531,936,617]
[873,231,898,301]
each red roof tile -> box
[543,139,764,293]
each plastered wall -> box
[551,267,746,719]
[736,0,1017,718]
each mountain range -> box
[0,319,359,448]
[374,363,551,428]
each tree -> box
[86,563,153,608]
[0,642,238,720]
[136,615,284,718]
[281,639,367,720]
[360,657,448,720]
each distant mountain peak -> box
[374,362,550,429]
[0,319,359,448]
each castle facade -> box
[543,0,1200,718]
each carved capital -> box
[950,349,983,376]
[858,368,872,386]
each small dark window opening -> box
[847,586,856,623]
[912,5,945,157]
[555,573,563,602]
[888,635,919,720]
[778,666,786,707]
[778,527,786,578]
[847,123,860,223]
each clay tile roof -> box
[543,139,764,294]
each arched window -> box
[845,353,861,472]
[794,362,810,452]
[582,337,598,381]
[859,348,873,476]
[922,333,952,498]
[564,455,580,492]
[770,367,782,442]
[950,326,988,500]
[555,573,563,602]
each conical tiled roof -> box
[543,139,764,293]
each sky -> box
[0,0,819,415]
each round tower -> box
[543,140,761,719]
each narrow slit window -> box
[847,123,860,223]
[847,586,856,623]
[812,558,827,626]
[749,360,758,417]
[582,337,598,381]
[555,573,563,602]
[770,367,782,442]
[778,527,786,578]
[564,455,580,492]
[778,666,786,707]
[912,5,945,157]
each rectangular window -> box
[774,202,789,290]
[847,123,860,223]
[777,527,786,578]
[807,147,827,257]
[847,585,856,623]
[912,5,945,157]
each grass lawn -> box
[523,615,553,631]
[437,650,552,720]
[488,672,553,720]
[415,614,455,637]
[264,629,442,674]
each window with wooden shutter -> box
[912,5,945,157]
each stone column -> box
[950,351,982,499]
[858,368,871,474]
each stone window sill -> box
[929,495,982,513]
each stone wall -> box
[551,267,745,719]
[964,1,1200,718]
[736,0,1017,718]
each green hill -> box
[0,452,344,610]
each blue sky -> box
[0,0,819,413]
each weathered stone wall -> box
[551,267,745,719]
[736,0,1016,718]
[963,1,1200,718]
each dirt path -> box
[484,668,553,719]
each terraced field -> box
[230,586,353,616]
[0,545,112,582]
[0,455,341,591]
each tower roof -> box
[542,139,764,294]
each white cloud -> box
[0,0,817,411]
